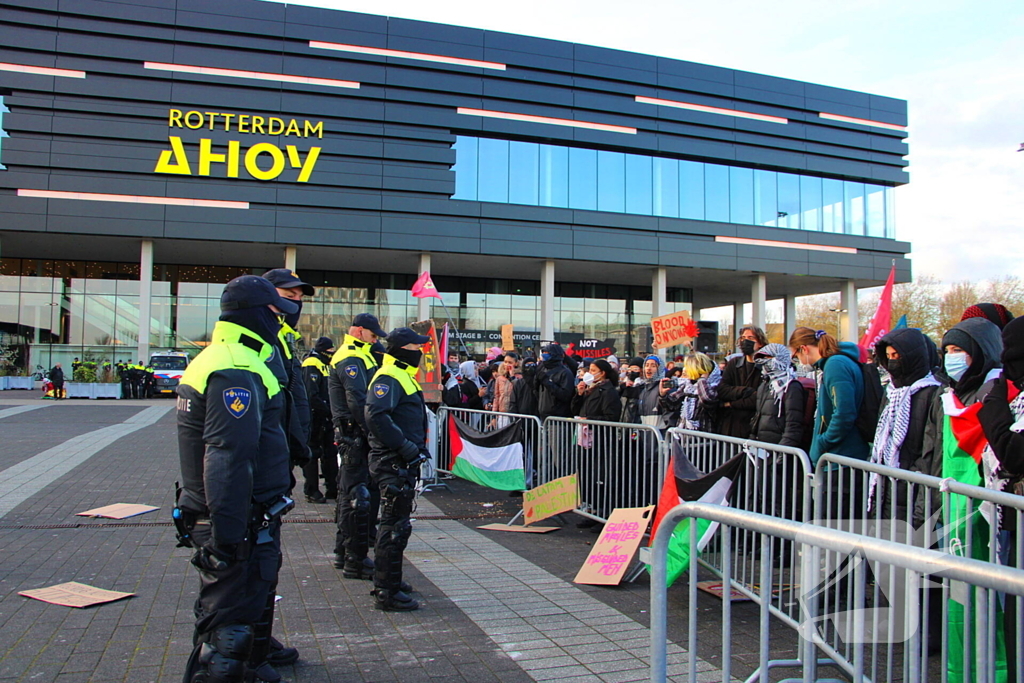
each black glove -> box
[290,443,311,469]
[191,543,237,572]
[985,377,1009,405]
[397,440,426,465]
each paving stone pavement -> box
[0,397,745,683]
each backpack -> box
[855,362,884,444]
[796,377,817,453]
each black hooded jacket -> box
[919,318,1004,479]
[536,345,575,419]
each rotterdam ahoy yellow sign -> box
[154,109,324,182]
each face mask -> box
[523,363,536,376]
[886,358,904,382]
[284,299,302,328]
[739,339,756,356]
[582,372,595,386]
[628,371,640,381]
[944,352,970,381]
[541,353,551,362]
[390,347,423,368]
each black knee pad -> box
[207,624,254,660]
[352,484,370,511]
[392,519,412,550]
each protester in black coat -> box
[537,344,574,420]
[571,360,621,422]
[570,359,621,524]
[50,363,65,399]
[509,356,539,417]
[716,326,767,438]
[749,344,806,449]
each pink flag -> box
[859,263,896,360]
[411,271,441,299]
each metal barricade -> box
[650,502,1024,683]
[543,417,665,522]
[435,406,545,489]
[812,453,1024,683]
[666,428,813,625]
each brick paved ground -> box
[0,394,842,683]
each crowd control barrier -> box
[812,452,1024,683]
[650,502,1024,683]
[666,428,813,624]
[543,417,665,522]
[434,406,545,490]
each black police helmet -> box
[221,275,299,315]
[263,268,315,296]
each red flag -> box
[411,271,441,299]
[859,263,896,360]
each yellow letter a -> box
[154,136,192,175]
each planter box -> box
[1,377,34,390]
[66,382,122,399]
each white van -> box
[149,352,190,396]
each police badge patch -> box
[344,364,358,379]
[223,387,252,418]
[373,382,390,398]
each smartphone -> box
[661,378,673,389]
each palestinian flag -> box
[941,387,1014,683]
[448,415,526,491]
[649,444,744,587]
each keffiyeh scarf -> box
[867,372,942,506]
[675,367,721,431]
[753,343,797,416]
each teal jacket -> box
[810,341,869,464]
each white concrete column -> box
[652,266,668,360]
[137,240,154,361]
[540,260,555,342]
[751,274,767,331]
[732,302,745,338]
[784,294,798,343]
[840,280,859,342]
[417,253,431,322]
[284,246,297,271]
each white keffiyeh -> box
[753,343,797,417]
[867,372,942,507]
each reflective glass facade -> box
[0,258,689,372]
[453,136,895,238]
[0,96,7,170]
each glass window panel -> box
[865,184,886,237]
[568,147,597,210]
[558,311,583,335]
[705,164,730,222]
[557,296,584,312]
[844,182,866,235]
[777,173,801,230]
[754,170,777,226]
[800,176,822,232]
[463,306,486,330]
[652,157,679,217]
[20,291,61,345]
[477,138,509,203]
[822,179,844,233]
[625,154,653,215]
[510,308,537,330]
[452,136,477,200]
[465,293,487,308]
[885,187,896,239]
[679,161,705,220]
[112,295,140,347]
[729,167,754,225]
[508,141,539,206]
[597,150,625,213]
[538,144,568,208]
[485,306,512,331]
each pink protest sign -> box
[573,506,653,585]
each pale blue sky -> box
[269,0,1024,284]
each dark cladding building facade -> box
[0,0,910,368]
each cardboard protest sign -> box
[522,474,578,525]
[477,523,559,533]
[76,504,159,519]
[574,506,654,585]
[651,309,699,349]
[411,319,442,403]
[500,325,514,351]
[696,581,751,602]
[19,582,134,608]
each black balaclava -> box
[876,328,931,389]
[220,306,281,347]
[388,345,422,368]
[283,299,302,328]
[542,343,565,369]
[941,317,1004,400]
[370,341,385,367]
[1001,317,1024,386]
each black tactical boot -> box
[265,637,298,666]
[373,589,419,612]
[341,555,374,580]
